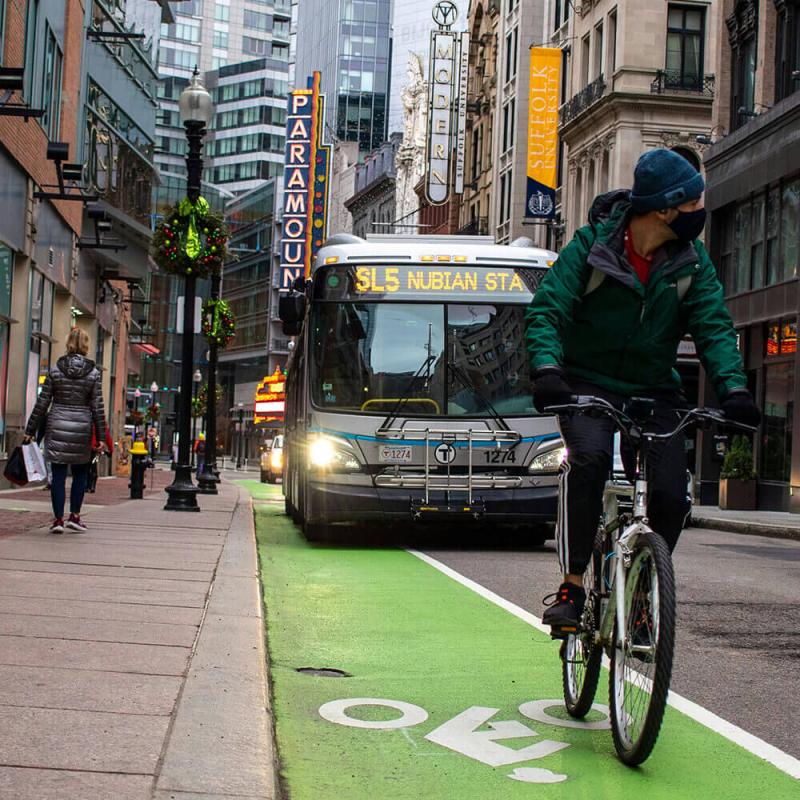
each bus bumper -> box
[305,480,558,526]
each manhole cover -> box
[296,667,352,678]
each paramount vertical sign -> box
[281,72,330,289]
[425,1,467,206]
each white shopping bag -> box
[22,442,47,483]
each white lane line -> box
[407,548,800,781]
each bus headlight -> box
[308,437,360,471]
[528,445,567,473]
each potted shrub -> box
[718,435,757,510]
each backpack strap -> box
[583,267,605,296]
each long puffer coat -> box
[25,354,107,465]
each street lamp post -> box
[133,387,141,441]
[164,68,213,512]
[191,369,201,467]
[198,280,221,494]
[236,402,244,470]
[149,381,159,458]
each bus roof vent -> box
[510,236,535,248]
[322,233,365,247]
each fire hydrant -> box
[129,441,150,499]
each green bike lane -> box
[240,481,799,799]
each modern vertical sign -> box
[281,72,330,289]
[425,2,462,206]
[525,48,561,219]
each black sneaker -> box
[542,582,585,632]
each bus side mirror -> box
[279,291,306,324]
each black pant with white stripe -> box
[556,380,691,576]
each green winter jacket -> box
[525,191,746,399]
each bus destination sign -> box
[317,264,542,302]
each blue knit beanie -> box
[630,149,705,212]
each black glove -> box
[722,389,761,427]
[533,368,573,414]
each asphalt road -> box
[421,526,800,760]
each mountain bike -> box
[546,396,754,766]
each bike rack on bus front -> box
[374,425,522,517]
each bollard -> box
[129,441,150,499]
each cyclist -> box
[525,148,761,630]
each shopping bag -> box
[3,446,28,486]
[22,442,47,483]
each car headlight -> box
[270,450,282,469]
[528,445,567,473]
[308,436,360,472]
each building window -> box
[213,30,228,49]
[760,347,794,482]
[607,9,617,75]
[243,10,269,31]
[242,35,268,56]
[0,0,6,64]
[271,43,289,61]
[593,22,604,80]
[501,99,515,152]
[554,0,561,32]
[504,27,518,83]
[775,0,800,101]
[727,0,757,129]
[581,34,590,87]
[0,244,12,454]
[214,4,230,23]
[40,26,63,139]
[780,178,800,283]
[666,4,705,90]
[23,0,38,99]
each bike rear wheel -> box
[562,532,606,717]
[609,531,676,765]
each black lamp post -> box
[198,277,221,494]
[191,369,201,467]
[164,68,213,512]
[236,402,244,470]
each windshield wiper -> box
[379,353,439,432]
[447,358,511,432]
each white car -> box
[260,435,284,483]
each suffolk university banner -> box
[525,48,561,219]
[280,72,331,289]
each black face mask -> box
[668,207,706,242]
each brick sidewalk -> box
[0,480,277,799]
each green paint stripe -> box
[249,485,798,799]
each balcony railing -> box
[650,70,715,97]
[457,217,489,236]
[560,74,606,126]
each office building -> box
[294,0,392,154]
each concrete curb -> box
[689,515,800,542]
[154,486,281,799]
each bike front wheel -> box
[609,531,676,766]
[562,532,605,717]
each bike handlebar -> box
[544,396,757,445]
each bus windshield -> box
[310,302,535,417]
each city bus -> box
[279,233,565,542]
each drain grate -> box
[295,667,352,678]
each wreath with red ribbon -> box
[152,196,228,279]
[202,298,236,348]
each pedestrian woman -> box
[23,328,107,533]
[87,422,114,493]
[195,432,206,479]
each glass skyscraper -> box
[294,0,392,154]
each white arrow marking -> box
[424,706,569,767]
[508,767,568,783]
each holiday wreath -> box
[152,196,228,278]
[202,298,236,348]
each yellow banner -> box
[526,47,561,218]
